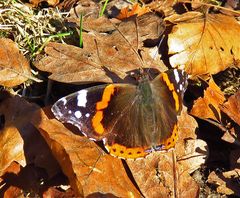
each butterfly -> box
[51,68,188,159]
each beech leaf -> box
[168,13,240,78]
[0,38,32,87]
[190,78,225,121]
[35,13,166,84]
[220,90,240,126]
[0,96,60,177]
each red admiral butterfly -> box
[51,69,188,159]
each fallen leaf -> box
[35,13,166,84]
[29,0,59,7]
[31,109,141,197]
[127,152,199,197]
[147,0,176,17]
[116,3,151,20]
[43,186,75,197]
[190,78,225,121]
[207,169,240,196]
[0,162,23,198]
[68,0,99,18]
[0,38,32,87]
[57,0,78,11]
[168,13,240,78]
[220,90,240,126]
[0,96,60,177]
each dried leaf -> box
[190,78,225,121]
[68,0,99,18]
[35,13,166,84]
[29,0,59,7]
[207,169,240,196]
[31,109,141,197]
[147,0,176,17]
[0,38,32,87]
[127,152,199,197]
[0,96,60,177]
[43,186,75,197]
[0,162,23,198]
[168,13,240,78]
[117,3,150,20]
[220,90,240,126]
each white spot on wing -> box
[74,111,82,118]
[68,110,72,114]
[85,113,90,117]
[60,98,67,105]
[77,90,88,107]
[174,69,180,83]
[179,84,183,91]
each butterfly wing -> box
[52,83,157,159]
[149,69,188,150]
[51,84,138,141]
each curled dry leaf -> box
[0,38,32,87]
[207,169,240,196]
[127,108,202,197]
[0,96,60,177]
[220,90,240,126]
[168,13,240,78]
[190,78,225,122]
[35,13,166,84]
[116,3,151,20]
[31,109,141,197]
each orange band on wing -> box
[105,143,147,159]
[92,111,104,134]
[96,84,115,110]
[92,85,115,135]
[163,124,178,150]
[162,73,179,111]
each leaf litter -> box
[0,0,240,197]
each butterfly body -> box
[52,69,188,159]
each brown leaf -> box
[168,13,240,78]
[67,0,99,19]
[0,38,32,87]
[0,96,60,177]
[29,0,59,7]
[220,90,240,126]
[116,3,151,20]
[127,152,199,197]
[147,0,176,17]
[43,186,75,198]
[207,169,240,196]
[0,162,24,198]
[35,13,166,84]
[190,78,225,121]
[31,109,141,197]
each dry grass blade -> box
[0,0,70,58]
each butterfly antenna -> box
[110,18,145,73]
[146,34,165,79]
[94,38,125,76]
